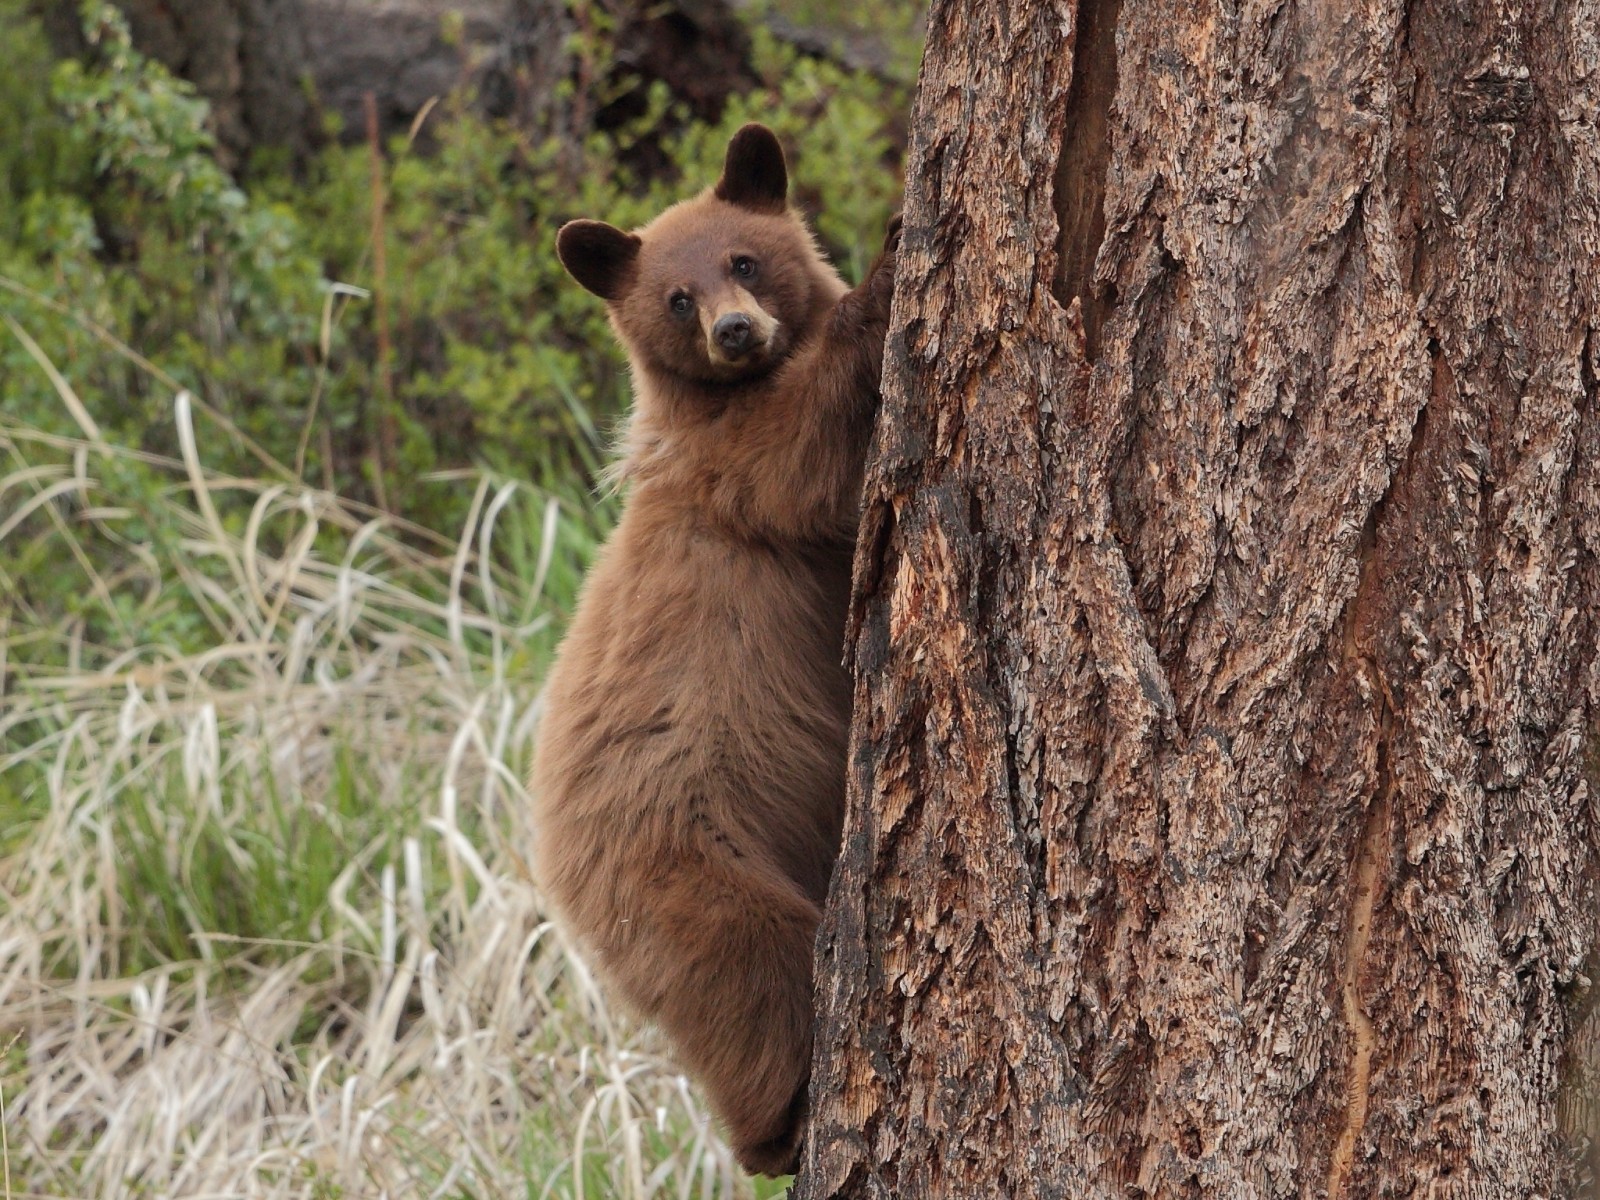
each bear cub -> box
[530,124,898,1176]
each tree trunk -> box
[802,0,1600,1196]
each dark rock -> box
[42,0,763,173]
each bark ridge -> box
[802,0,1600,1196]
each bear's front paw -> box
[884,211,903,255]
[861,216,900,314]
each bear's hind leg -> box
[615,857,821,1176]
[734,1073,810,1176]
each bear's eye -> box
[732,256,757,279]
[669,292,694,317]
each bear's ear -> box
[557,220,642,301]
[714,124,788,214]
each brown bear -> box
[530,123,897,1176]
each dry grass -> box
[0,377,780,1198]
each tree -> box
[800,0,1600,1196]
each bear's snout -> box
[713,312,755,357]
[702,292,778,370]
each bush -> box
[0,0,915,668]
[1,0,914,518]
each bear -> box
[529,123,898,1176]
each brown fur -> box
[531,125,898,1176]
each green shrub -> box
[0,0,916,673]
[3,0,914,502]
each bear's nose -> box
[713,312,754,357]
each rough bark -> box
[802,0,1600,1197]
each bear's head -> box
[556,124,842,387]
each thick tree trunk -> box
[802,0,1600,1197]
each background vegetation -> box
[0,2,918,1194]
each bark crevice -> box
[1052,0,1122,360]
[1325,695,1393,1199]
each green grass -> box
[0,340,778,1198]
